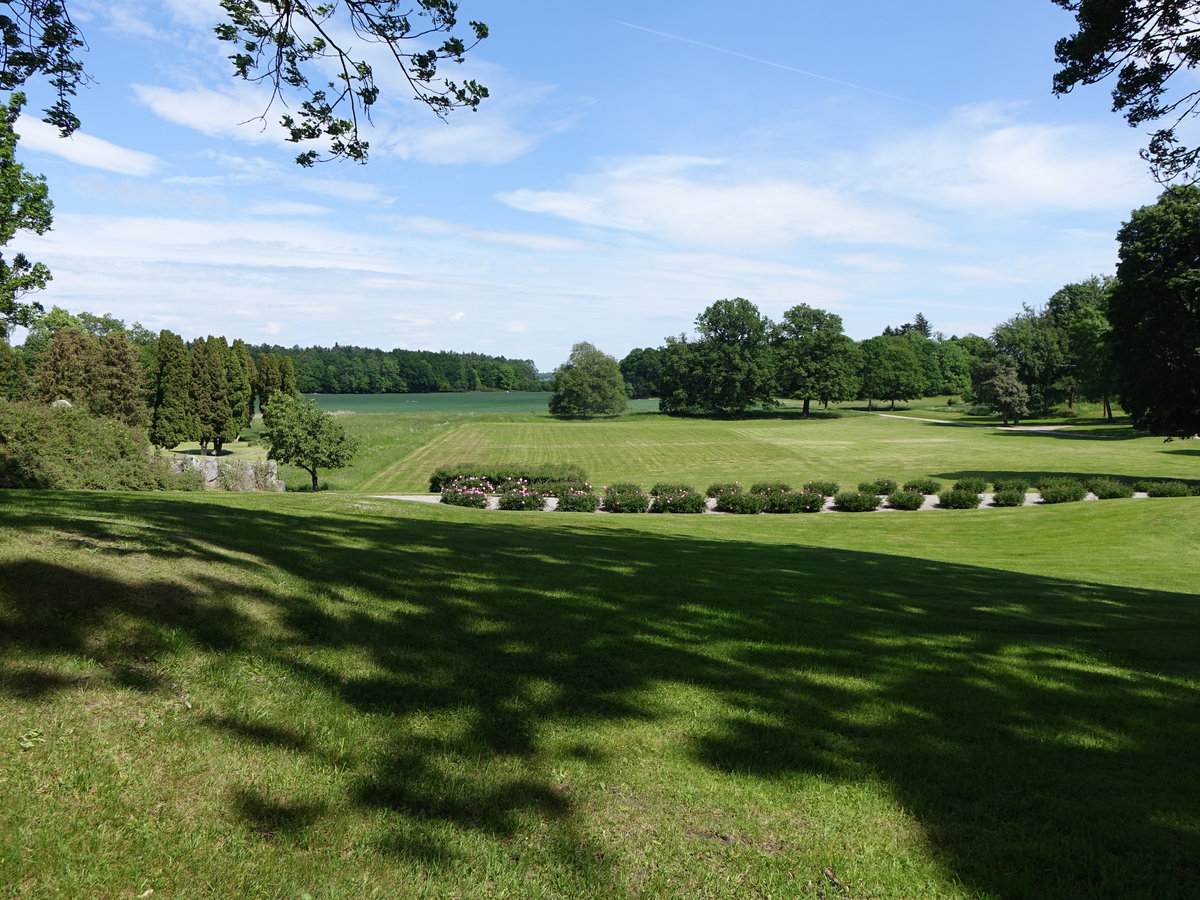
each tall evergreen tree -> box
[89,331,146,428]
[0,340,31,400]
[150,330,196,449]
[34,327,97,406]
[191,336,232,455]
[226,338,254,432]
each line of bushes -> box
[429,463,587,493]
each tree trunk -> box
[890,397,896,410]
[1103,395,1113,421]
[310,469,319,492]
[213,438,224,455]
[802,397,811,416]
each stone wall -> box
[169,455,285,492]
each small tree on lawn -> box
[261,394,359,491]
[972,360,1031,426]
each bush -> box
[440,477,490,508]
[992,477,1029,493]
[603,482,649,513]
[886,490,924,511]
[706,481,743,499]
[1144,480,1191,498]
[650,482,694,496]
[795,489,828,512]
[953,477,988,493]
[902,478,941,495]
[555,488,601,512]
[1087,477,1133,499]
[938,488,981,509]
[749,481,792,495]
[803,480,840,496]
[429,463,587,492]
[716,491,766,514]
[991,488,1026,507]
[858,477,899,494]
[761,491,811,513]
[833,491,882,512]
[1038,478,1086,503]
[649,486,707,513]
[497,480,547,511]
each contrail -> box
[614,20,928,108]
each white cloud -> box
[246,201,332,217]
[131,84,282,144]
[16,116,159,176]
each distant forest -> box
[245,344,548,394]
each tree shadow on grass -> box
[1,491,1198,897]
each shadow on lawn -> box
[2,492,1198,897]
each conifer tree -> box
[34,327,97,405]
[190,336,232,455]
[226,338,254,434]
[232,339,256,427]
[0,340,31,400]
[150,330,196,449]
[89,331,147,428]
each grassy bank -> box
[2,490,1197,898]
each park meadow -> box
[2,393,1197,899]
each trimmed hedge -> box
[706,481,743,499]
[939,488,981,509]
[649,486,707,513]
[1038,478,1086,503]
[749,481,792,495]
[1144,480,1191,498]
[1087,477,1133,500]
[858,477,899,494]
[716,492,766,514]
[555,488,600,512]
[762,491,810,513]
[991,488,1026,507]
[430,463,586,493]
[804,480,840,496]
[953,477,988,493]
[603,482,649,513]
[992,478,1029,493]
[902,478,941,495]
[650,482,693,496]
[834,491,882,512]
[886,490,924,511]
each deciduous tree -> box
[972,360,1031,425]
[548,342,628,417]
[261,393,360,491]
[0,92,52,338]
[772,304,859,415]
[859,336,926,410]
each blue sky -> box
[11,0,1161,370]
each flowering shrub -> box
[749,481,792,495]
[603,482,649,513]
[858,478,899,494]
[804,480,840,496]
[1038,478,1086,503]
[555,487,600,512]
[992,488,1026,507]
[953,477,988,493]
[761,491,812,513]
[650,482,694,496]
[903,478,941,495]
[833,491,882,512]
[938,488,981,509]
[649,486,707,513]
[1087,478,1132,499]
[706,481,743,499]
[440,476,492,508]
[497,479,548,511]
[429,463,586,492]
[992,478,1029,493]
[796,489,828,512]
[886,490,924,511]
[716,492,766,514]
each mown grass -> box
[2,490,1198,898]
[348,409,1197,494]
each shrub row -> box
[429,463,587,493]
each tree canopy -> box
[1107,184,1200,437]
[548,342,628,418]
[261,393,360,490]
[1052,0,1200,182]
[0,1,489,165]
[0,92,52,339]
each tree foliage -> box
[190,336,233,455]
[149,330,195,449]
[659,298,774,416]
[33,326,94,405]
[90,331,146,429]
[0,92,52,339]
[1052,0,1200,182]
[548,342,627,417]
[991,306,1065,414]
[0,1,488,166]
[1107,184,1200,436]
[772,304,859,414]
[858,336,926,410]
[261,393,360,490]
[972,360,1031,425]
[618,346,663,399]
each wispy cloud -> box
[16,117,159,176]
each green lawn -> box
[344,408,1197,494]
[2,489,1198,898]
